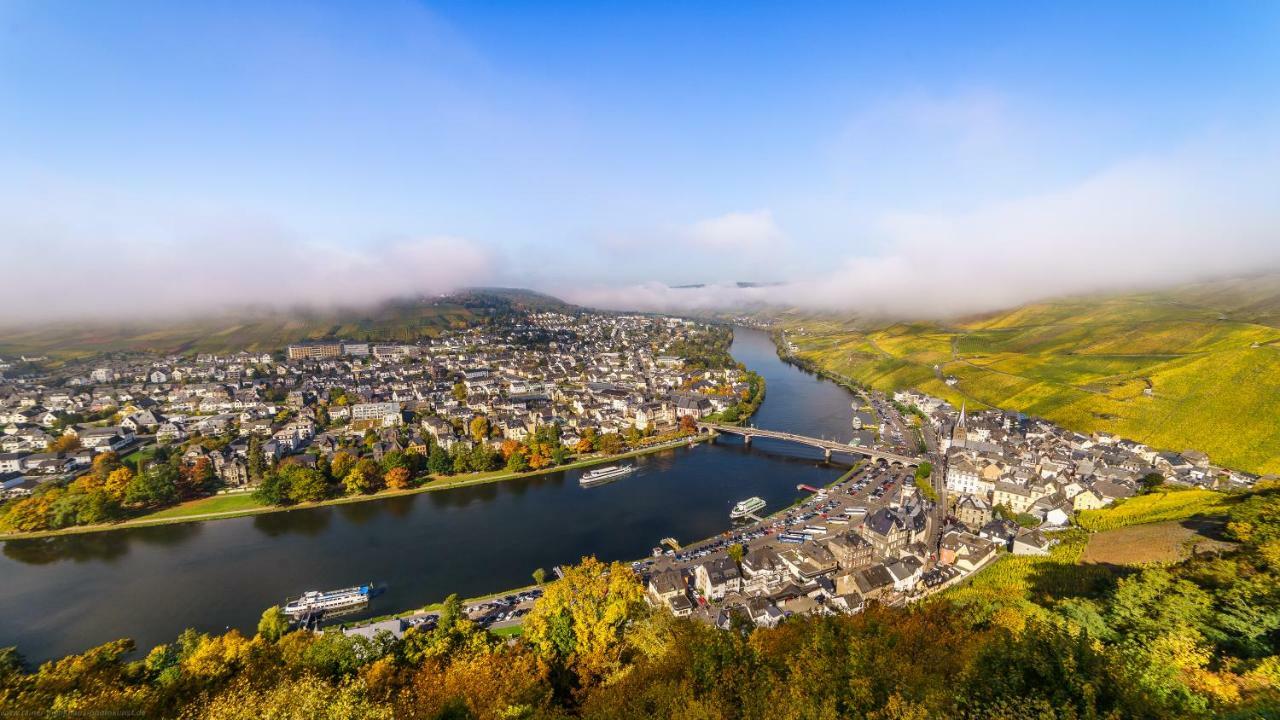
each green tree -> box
[506,448,529,473]
[247,435,266,482]
[257,605,290,642]
[438,593,464,631]
[283,466,330,503]
[124,464,179,507]
[451,382,467,403]
[533,567,547,585]
[914,462,938,502]
[598,433,624,455]
[254,469,288,505]
[427,445,452,475]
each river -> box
[0,327,860,662]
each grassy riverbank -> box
[0,435,714,541]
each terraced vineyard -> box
[783,275,1280,475]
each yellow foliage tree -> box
[523,556,648,686]
[104,467,135,502]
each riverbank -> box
[0,434,715,541]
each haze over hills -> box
[0,288,575,356]
[775,274,1280,475]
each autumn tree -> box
[48,434,82,454]
[384,467,412,490]
[92,451,122,482]
[343,467,375,495]
[330,451,357,481]
[469,416,490,443]
[103,467,135,503]
[500,439,522,460]
[178,457,217,499]
[728,543,745,566]
[505,449,529,473]
[597,433,624,455]
[524,556,649,687]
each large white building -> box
[351,402,402,423]
[945,458,984,496]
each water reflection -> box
[252,507,333,537]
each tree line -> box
[5,483,1280,717]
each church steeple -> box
[951,402,967,448]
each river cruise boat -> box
[579,464,635,486]
[730,496,767,519]
[283,585,371,619]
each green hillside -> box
[784,275,1280,475]
[0,288,575,356]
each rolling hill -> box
[781,275,1280,475]
[0,288,575,356]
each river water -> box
[0,328,859,662]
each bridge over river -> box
[697,422,922,466]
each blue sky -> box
[1,1,1278,317]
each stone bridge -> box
[697,422,921,466]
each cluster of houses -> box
[920,393,1255,537]
[0,312,749,500]
[643,489,953,629]
[637,386,1261,631]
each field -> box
[1080,519,1236,565]
[944,487,1238,621]
[941,530,1113,625]
[784,275,1280,475]
[142,493,265,519]
[1075,489,1234,532]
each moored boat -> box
[283,584,371,619]
[730,496,767,519]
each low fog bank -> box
[564,152,1280,319]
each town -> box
[626,384,1259,631]
[0,310,762,532]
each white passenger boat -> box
[283,585,371,618]
[579,464,635,486]
[730,496,767,519]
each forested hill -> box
[0,288,576,356]
[779,274,1280,476]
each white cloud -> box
[564,141,1280,318]
[0,186,495,321]
[684,209,785,251]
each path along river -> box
[0,327,860,662]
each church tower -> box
[950,402,967,449]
